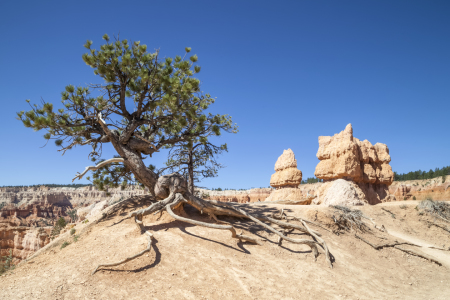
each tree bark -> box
[97,113,158,195]
[188,148,194,194]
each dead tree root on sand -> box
[355,234,444,266]
[91,190,334,275]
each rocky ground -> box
[0,199,449,299]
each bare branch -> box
[72,158,124,182]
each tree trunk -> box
[108,133,158,196]
[188,148,194,194]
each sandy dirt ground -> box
[1,199,449,300]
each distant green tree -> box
[57,217,67,229]
[393,165,449,181]
[0,249,14,274]
[301,177,323,184]
[66,209,77,223]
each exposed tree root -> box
[355,234,419,250]
[89,173,334,275]
[355,234,444,266]
[381,208,396,219]
[301,220,333,268]
[394,246,443,266]
[428,246,450,251]
[426,221,450,234]
[165,194,261,245]
[291,216,332,233]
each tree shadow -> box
[106,217,129,227]
[98,239,162,274]
[178,225,251,254]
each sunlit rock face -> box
[270,149,303,188]
[0,225,51,263]
[314,124,395,205]
[265,149,310,204]
[0,185,150,263]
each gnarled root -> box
[166,194,260,245]
[355,234,444,266]
[91,176,334,274]
[394,246,443,266]
[355,234,420,250]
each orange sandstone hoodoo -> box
[314,124,396,205]
[266,149,310,203]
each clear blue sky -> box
[1,1,449,188]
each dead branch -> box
[381,208,396,219]
[419,199,450,223]
[301,220,333,269]
[263,216,322,237]
[394,246,443,266]
[72,158,124,182]
[426,221,450,234]
[361,215,387,233]
[355,234,420,250]
[291,216,332,233]
[331,206,371,233]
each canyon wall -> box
[196,188,272,203]
[0,225,51,263]
[389,176,450,201]
[0,185,149,263]
[0,185,148,208]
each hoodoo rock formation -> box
[270,149,303,188]
[314,124,395,205]
[265,149,310,204]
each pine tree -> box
[18,34,237,193]
[159,140,229,194]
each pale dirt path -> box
[1,203,450,300]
